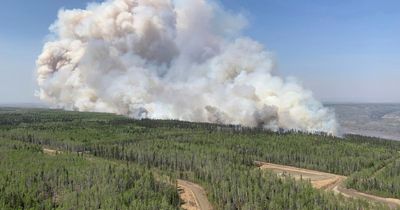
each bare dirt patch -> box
[255,161,345,189]
[43,148,62,156]
[256,161,400,209]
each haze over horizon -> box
[0,0,399,104]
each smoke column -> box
[36,0,338,134]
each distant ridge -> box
[327,103,400,141]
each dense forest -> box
[0,108,399,209]
[0,138,179,210]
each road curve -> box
[40,147,213,209]
[178,179,213,210]
[256,161,400,209]
[334,183,400,209]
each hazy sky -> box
[0,0,399,104]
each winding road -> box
[44,147,399,208]
[41,147,214,210]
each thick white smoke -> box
[36,0,338,134]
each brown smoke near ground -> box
[36,0,338,134]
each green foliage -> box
[0,108,399,209]
[347,155,400,199]
[0,138,179,210]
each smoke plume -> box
[36,0,338,134]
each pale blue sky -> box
[0,0,399,103]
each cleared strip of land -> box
[256,161,400,209]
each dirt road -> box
[40,147,213,209]
[256,161,400,209]
[41,147,213,209]
[42,147,397,208]
[178,179,213,210]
